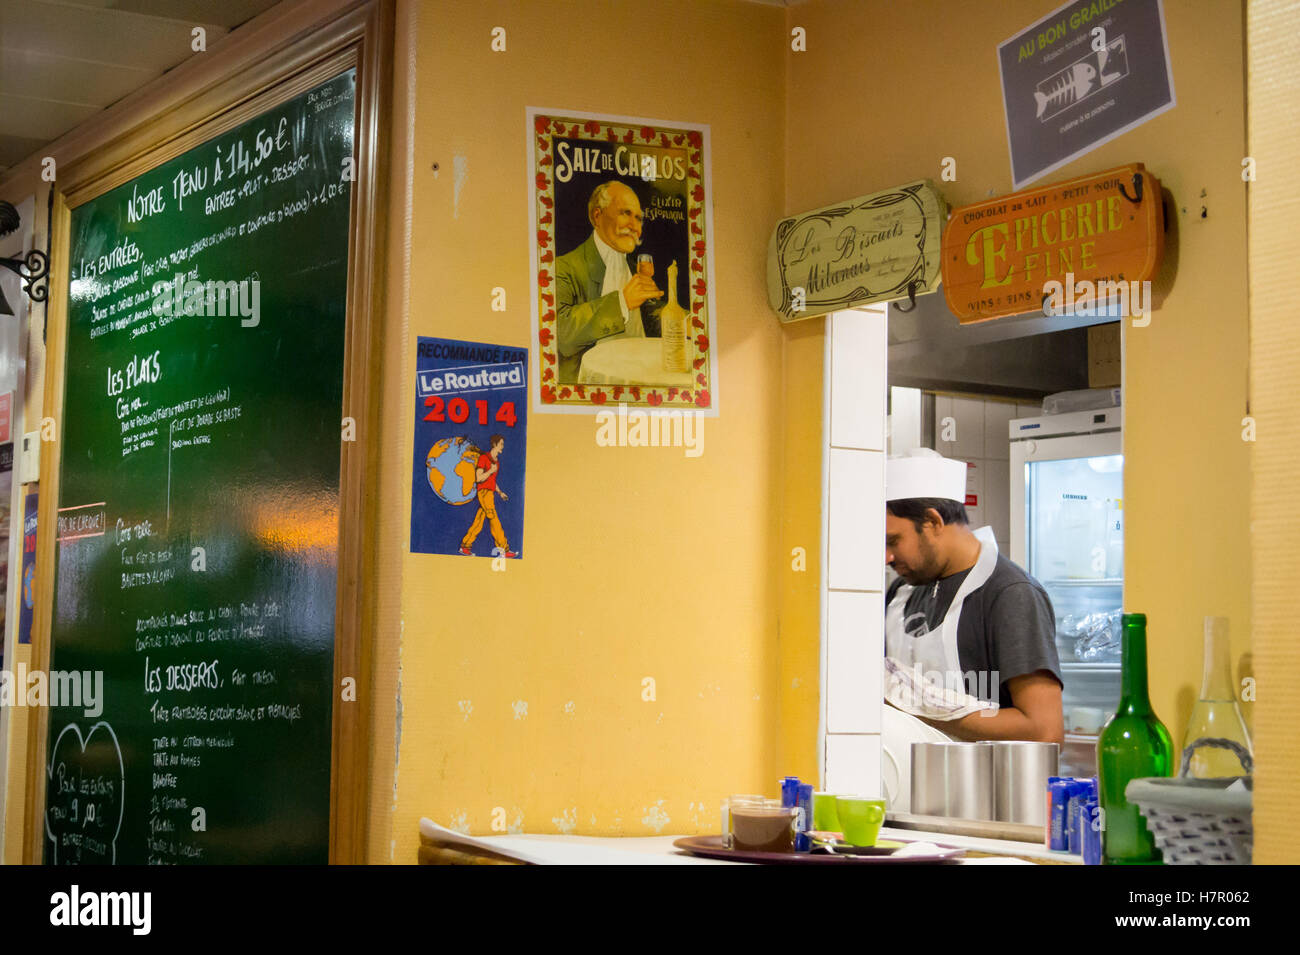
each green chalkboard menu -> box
[44,69,356,864]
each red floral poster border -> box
[529,110,715,412]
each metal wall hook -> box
[0,196,51,318]
[0,249,50,303]
[1118,172,1144,204]
[893,280,919,313]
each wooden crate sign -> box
[767,180,947,322]
[941,163,1164,323]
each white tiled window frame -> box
[818,308,888,796]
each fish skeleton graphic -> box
[1035,62,1098,119]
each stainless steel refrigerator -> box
[1010,406,1123,777]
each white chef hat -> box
[886,448,967,503]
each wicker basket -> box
[1125,738,1253,865]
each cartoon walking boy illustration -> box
[460,434,518,558]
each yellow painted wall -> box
[1246,0,1300,864]
[386,0,793,860]
[785,0,1252,747]
[776,317,824,784]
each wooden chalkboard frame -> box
[23,0,392,865]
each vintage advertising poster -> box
[527,108,719,415]
[410,336,527,559]
[998,0,1175,188]
[18,489,35,646]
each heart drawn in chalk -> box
[45,720,126,865]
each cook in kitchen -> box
[883,448,1064,743]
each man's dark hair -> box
[886,497,969,533]
[489,434,505,450]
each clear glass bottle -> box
[1182,616,1253,778]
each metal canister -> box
[991,741,1061,826]
[1068,777,1097,853]
[946,742,995,820]
[1047,776,1074,851]
[910,742,994,821]
[910,743,951,817]
[794,782,814,851]
[1081,798,1103,865]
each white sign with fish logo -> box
[998,0,1175,188]
[1034,37,1129,122]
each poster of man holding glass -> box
[529,108,718,414]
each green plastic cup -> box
[835,796,886,847]
[812,791,841,832]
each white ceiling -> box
[0,0,806,177]
[0,0,283,175]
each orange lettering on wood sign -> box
[941,163,1165,323]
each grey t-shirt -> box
[886,554,1063,709]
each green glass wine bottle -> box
[1096,613,1174,864]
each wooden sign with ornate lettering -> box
[941,163,1164,323]
[767,181,947,322]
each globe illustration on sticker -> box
[23,561,34,609]
[426,437,481,505]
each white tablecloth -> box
[577,338,695,388]
[419,818,1046,864]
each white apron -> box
[883,525,1001,721]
